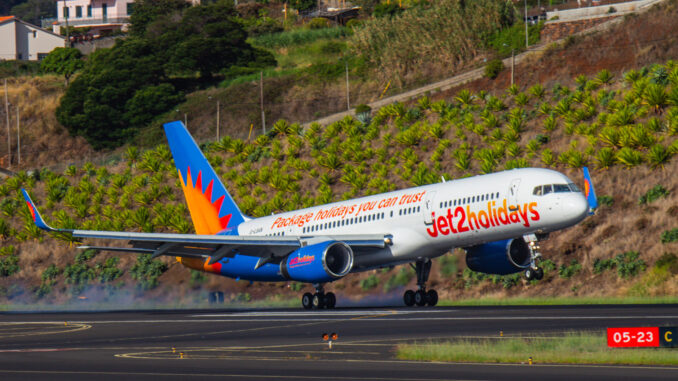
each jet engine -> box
[465,238,532,275]
[280,241,354,283]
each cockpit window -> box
[534,183,577,196]
[542,184,553,195]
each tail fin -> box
[164,121,245,235]
[21,188,52,231]
[582,167,598,214]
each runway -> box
[1,304,678,380]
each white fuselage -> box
[237,168,589,270]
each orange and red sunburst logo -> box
[179,167,232,235]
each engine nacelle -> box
[280,241,354,283]
[465,238,532,275]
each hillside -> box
[2,53,678,306]
[1,0,678,307]
[0,76,99,170]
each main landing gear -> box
[403,259,438,307]
[523,234,544,281]
[302,284,336,310]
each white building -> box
[51,0,201,35]
[0,16,66,61]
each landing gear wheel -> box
[524,268,534,281]
[426,289,438,307]
[302,292,313,309]
[534,267,544,280]
[312,293,325,309]
[414,290,427,306]
[325,292,336,309]
[403,290,415,307]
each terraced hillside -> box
[1,58,677,306]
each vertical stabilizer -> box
[164,121,245,235]
[582,167,598,214]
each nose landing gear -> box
[523,234,544,281]
[403,259,438,307]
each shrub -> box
[597,195,614,207]
[615,251,646,278]
[360,274,379,290]
[0,255,19,277]
[130,254,168,290]
[373,3,404,18]
[485,59,504,79]
[558,259,582,279]
[308,17,329,30]
[639,184,669,204]
[661,228,678,244]
[593,258,615,274]
[189,270,208,287]
[656,253,678,273]
[41,264,61,283]
[346,19,361,29]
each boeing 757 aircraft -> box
[22,121,598,309]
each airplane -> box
[22,120,598,309]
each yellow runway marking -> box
[0,322,91,338]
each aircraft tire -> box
[414,290,427,306]
[325,292,336,309]
[312,293,326,309]
[426,289,438,307]
[524,268,534,281]
[403,290,415,307]
[535,267,544,280]
[302,292,313,309]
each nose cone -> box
[562,193,589,224]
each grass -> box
[397,332,678,365]
[438,296,678,306]
[250,27,349,49]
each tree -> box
[129,0,190,38]
[1,0,26,15]
[289,0,316,12]
[148,1,275,78]
[10,0,55,26]
[40,47,84,86]
[57,0,274,149]
[56,39,173,149]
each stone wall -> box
[540,16,618,43]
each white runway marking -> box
[191,310,439,317]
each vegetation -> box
[397,333,678,365]
[56,0,274,149]
[638,185,670,204]
[485,59,504,79]
[661,228,678,243]
[351,0,515,82]
[593,251,647,278]
[130,254,168,290]
[2,0,678,304]
[40,48,84,86]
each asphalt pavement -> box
[1,304,677,380]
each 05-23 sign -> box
[607,327,678,348]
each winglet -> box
[21,189,59,232]
[582,167,598,214]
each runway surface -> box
[1,304,678,380]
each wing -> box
[21,190,389,268]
